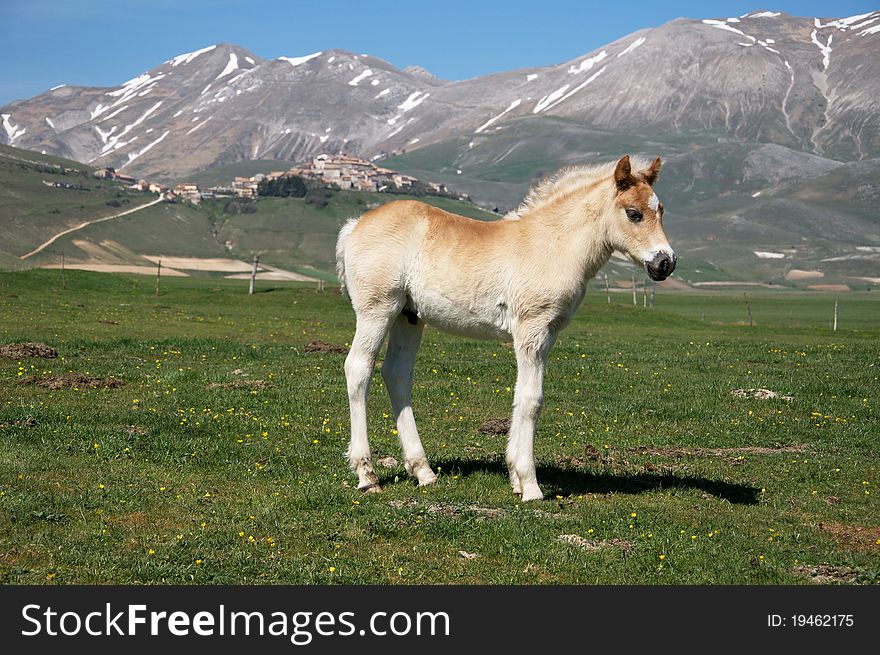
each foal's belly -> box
[409,290,512,341]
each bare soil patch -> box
[785,269,824,281]
[818,522,880,553]
[389,499,504,519]
[792,564,859,584]
[19,374,124,389]
[731,388,794,401]
[303,340,348,355]
[629,445,807,458]
[557,534,634,552]
[206,380,270,390]
[0,417,37,429]
[0,342,57,359]
[807,284,850,292]
[478,417,510,435]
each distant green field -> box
[0,144,154,259]
[1,270,877,584]
[19,190,498,276]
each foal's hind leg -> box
[345,312,395,492]
[381,315,437,486]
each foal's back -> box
[343,200,516,318]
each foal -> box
[336,155,675,501]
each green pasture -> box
[0,270,877,584]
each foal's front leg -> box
[507,331,554,502]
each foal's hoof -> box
[520,488,544,502]
[359,483,383,494]
[413,467,437,486]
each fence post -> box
[605,274,611,304]
[650,283,655,309]
[631,275,637,306]
[249,254,259,295]
[155,259,161,296]
[61,251,66,289]
[642,280,647,307]
[744,292,753,327]
[833,300,838,331]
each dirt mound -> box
[478,417,511,435]
[557,534,634,552]
[0,417,38,429]
[0,342,57,359]
[19,374,124,389]
[207,380,270,390]
[731,388,794,401]
[303,340,348,354]
[792,564,859,584]
[389,499,504,519]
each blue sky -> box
[0,1,876,105]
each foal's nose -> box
[647,252,676,281]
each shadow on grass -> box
[431,458,761,505]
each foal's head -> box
[607,155,676,281]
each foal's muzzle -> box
[646,252,677,281]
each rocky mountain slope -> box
[2,10,879,182]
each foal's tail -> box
[335,217,359,301]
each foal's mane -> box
[504,157,652,220]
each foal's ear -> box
[614,155,635,192]
[643,157,662,186]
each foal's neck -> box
[520,181,614,284]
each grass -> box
[0,270,878,584]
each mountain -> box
[1,9,879,288]
[2,10,879,182]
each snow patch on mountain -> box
[810,30,833,69]
[94,125,116,144]
[186,117,212,135]
[534,85,570,113]
[475,99,522,134]
[122,129,170,167]
[100,106,128,122]
[169,45,217,67]
[618,37,646,57]
[348,69,374,86]
[568,50,607,74]
[387,91,430,124]
[90,104,110,120]
[279,52,322,67]
[216,53,239,79]
[543,67,607,113]
[702,19,755,41]
[816,12,876,30]
[1,114,26,142]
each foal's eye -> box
[625,207,643,222]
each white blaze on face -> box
[641,194,673,264]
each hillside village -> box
[94,153,455,206]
